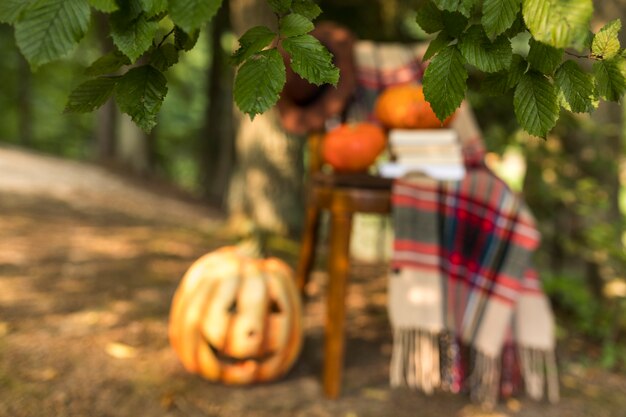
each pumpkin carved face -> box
[322,122,387,172]
[374,84,454,129]
[169,247,303,384]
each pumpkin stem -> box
[236,224,268,258]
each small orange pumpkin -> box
[169,246,302,384]
[374,84,453,129]
[322,122,387,172]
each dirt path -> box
[0,146,624,417]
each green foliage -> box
[594,58,626,101]
[457,25,512,72]
[233,49,286,118]
[554,60,595,113]
[522,0,592,50]
[290,0,321,20]
[514,72,559,137]
[527,38,563,74]
[168,0,222,34]
[64,76,117,113]
[415,1,444,34]
[85,51,130,76]
[279,13,314,38]
[417,0,625,138]
[592,19,621,59]
[231,26,276,65]
[15,0,90,68]
[87,0,117,13]
[150,43,179,72]
[423,46,468,120]
[109,8,159,63]
[282,34,339,85]
[481,0,520,40]
[231,0,338,118]
[115,65,168,131]
[2,0,625,137]
[0,0,34,24]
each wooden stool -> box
[296,133,392,399]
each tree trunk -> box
[94,12,118,162]
[17,54,32,147]
[198,1,235,206]
[227,0,306,237]
[116,113,153,174]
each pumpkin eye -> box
[269,299,282,314]
[227,300,238,314]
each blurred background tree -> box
[0,0,624,368]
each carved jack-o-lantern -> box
[169,246,303,384]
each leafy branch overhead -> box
[417,0,626,138]
[231,0,337,118]
[1,0,335,131]
[1,0,624,138]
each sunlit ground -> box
[1,147,625,417]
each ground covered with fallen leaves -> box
[0,146,625,417]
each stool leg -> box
[296,204,321,294]
[323,209,352,399]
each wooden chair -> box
[295,132,393,399]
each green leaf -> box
[593,58,626,102]
[522,0,592,50]
[504,12,526,37]
[432,0,474,16]
[139,0,167,17]
[554,60,595,112]
[174,26,199,51]
[459,0,478,17]
[0,0,34,23]
[234,49,286,117]
[231,26,276,65]
[266,0,291,14]
[482,0,520,39]
[592,19,621,60]
[168,0,222,33]
[279,13,314,38]
[422,45,468,121]
[442,11,468,38]
[110,11,158,63]
[65,77,117,113]
[423,31,452,61]
[415,1,444,34]
[150,43,179,71]
[115,65,168,132]
[458,25,512,72]
[15,0,91,68]
[483,54,528,93]
[514,71,559,137]
[507,53,528,88]
[88,0,117,12]
[291,0,321,20]
[481,72,510,96]
[527,38,563,74]
[282,34,340,86]
[85,50,130,76]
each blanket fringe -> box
[468,351,501,407]
[390,328,441,394]
[518,347,560,403]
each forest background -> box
[0,0,625,371]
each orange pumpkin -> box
[322,122,387,172]
[374,84,453,129]
[169,246,302,384]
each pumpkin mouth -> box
[206,340,275,365]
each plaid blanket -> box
[389,151,559,405]
[349,41,558,405]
